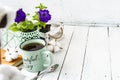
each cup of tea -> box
[19,38,53,72]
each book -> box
[0,48,23,67]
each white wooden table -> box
[1,25,120,80]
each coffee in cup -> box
[20,39,53,72]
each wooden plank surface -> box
[1,25,120,80]
[58,26,89,80]
[81,27,112,80]
[109,27,120,80]
[40,25,75,80]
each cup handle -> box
[41,50,53,67]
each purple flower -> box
[38,10,51,22]
[15,8,26,23]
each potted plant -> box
[9,3,51,43]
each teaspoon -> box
[31,64,59,80]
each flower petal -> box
[38,10,51,22]
[15,8,26,23]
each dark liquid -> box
[22,43,44,51]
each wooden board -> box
[81,27,112,80]
[58,26,89,80]
[0,48,22,66]
[109,27,120,80]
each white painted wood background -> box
[1,0,120,24]
[1,25,120,80]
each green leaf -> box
[34,22,40,26]
[26,21,34,30]
[35,3,47,10]
[9,23,19,32]
[34,21,46,30]
[40,21,46,28]
[26,13,30,16]
[33,12,39,21]
[17,22,26,29]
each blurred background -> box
[0,0,120,25]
